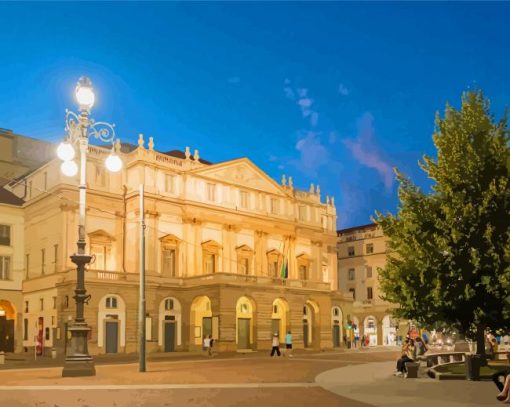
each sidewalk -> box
[315,361,499,407]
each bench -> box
[426,352,466,367]
[405,362,420,378]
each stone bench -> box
[426,352,465,367]
[405,362,420,378]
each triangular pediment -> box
[190,158,288,196]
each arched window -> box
[105,296,118,309]
[165,298,174,311]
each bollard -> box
[51,348,57,359]
[0,351,4,364]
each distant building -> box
[0,129,54,187]
[0,186,24,352]
[7,133,349,355]
[337,223,399,346]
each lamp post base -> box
[62,323,96,377]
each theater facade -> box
[11,134,353,355]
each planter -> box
[465,354,482,381]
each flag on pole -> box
[280,238,289,279]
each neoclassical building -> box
[7,134,354,355]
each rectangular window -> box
[43,172,48,190]
[45,327,50,341]
[24,301,29,313]
[348,268,355,280]
[0,225,11,246]
[0,256,10,280]
[270,198,279,215]
[162,247,176,277]
[64,296,69,309]
[51,316,55,327]
[95,165,105,186]
[238,258,250,275]
[349,288,356,300]
[91,244,107,271]
[347,246,355,257]
[366,243,374,254]
[53,244,58,272]
[165,174,175,193]
[205,253,216,273]
[207,183,216,202]
[52,296,57,310]
[240,190,249,209]
[299,265,307,280]
[367,287,373,300]
[366,266,373,278]
[41,248,45,275]
[40,298,44,311]
[298,205,307,221]
[25,254,30,280]
[269,260,279,278]
[23,318,28,340]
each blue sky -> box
[1,2,509,228]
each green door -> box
[237,318,250,349]
[164,322,176,352]
[105,320,118,353]
[303,320,309,348]
[333,324,340,347]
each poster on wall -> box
[36,317,44,356]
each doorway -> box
[105,318,119,353]
[0,316,14,352]
[203,317,212,338]
[164,316,176,352]
[333,323,341,347]
[237,318,250,349]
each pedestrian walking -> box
[284,331,293,357]
[203,336,210,356]
[270,333,281,357]
[208,334,214,356]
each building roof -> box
[337,223,376,235]
[0,187,24,206]
[162,150,212,165]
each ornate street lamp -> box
[58,77,122,377]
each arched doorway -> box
[159,297,182,352]
[331,306,343,348]
[382,315,397,346]
[0,300,15,352]
[303,300,319,348]
[190,296,212,346]
[97,294,126,354]
[236,296,255,350]
[271,298,289,343]
[364,315,378,346]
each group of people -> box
[394,335,428,376]
[270,331,293,357]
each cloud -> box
[342,112,394,190]
[292,131,329,177]
[338,83,349,96]
[283,81,319,127]
[227,76,241,84]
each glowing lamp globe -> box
[75,77,95,110]
[60,160,78,177]
[57,141,75,161]
[105,153,122,172]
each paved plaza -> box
[0,348,503,406]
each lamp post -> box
[58,77,122,377]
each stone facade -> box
[337,223,399,346]
[8,134,354,355]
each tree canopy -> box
[375,91,510,347]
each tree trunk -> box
[475,324,487,366]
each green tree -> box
[375,91,510,357]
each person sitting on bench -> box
[394,338,415,377]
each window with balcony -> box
[366,243,374,254]
[91,244,107,271]
[202,240,220,274]
[347,246,355,256]
[348,268,355,280]
[0,225,11,246]
[299,265,307,280]
[0,256,10,280]
[160,234,180,277]
[236,245,253,275]
[367,287,373,300]
[267,250,281,278]
[349,288,356,300]
[297,253,311,281]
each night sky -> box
[1,2,509,228]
